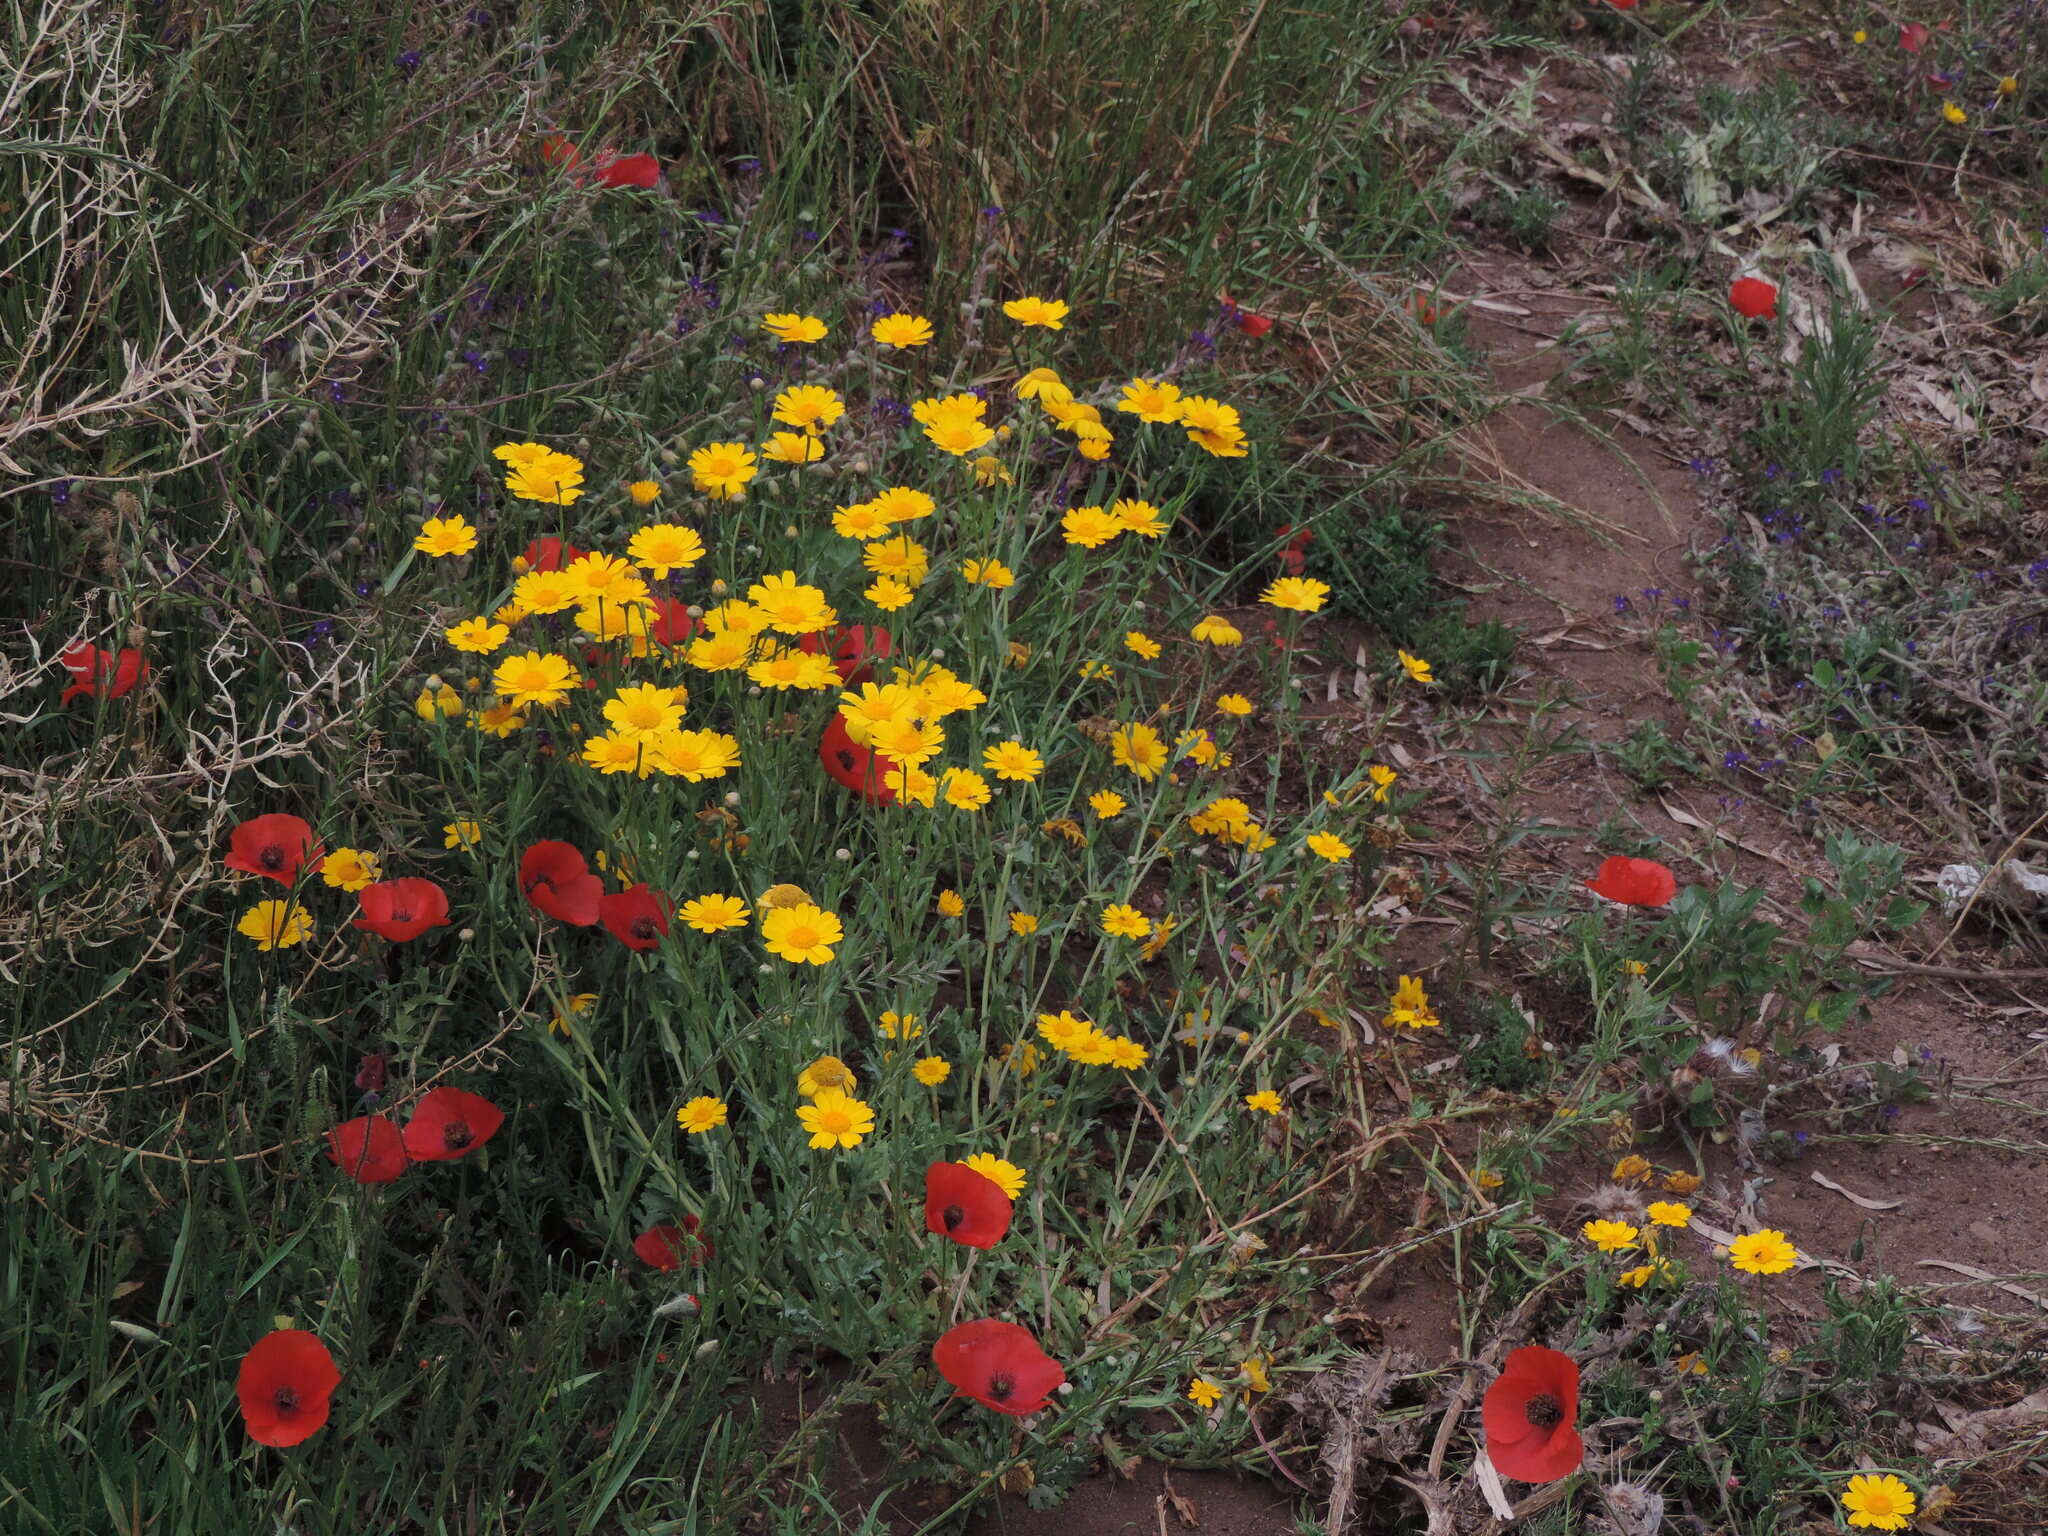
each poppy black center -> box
[444,1122,472,1149]
[631,918,656,939]
[273,1387,299,1414]
[390,907,413,923]
[942,1203,964,1230]
[260,846,283,870]
[529,873,554,893]
[987,1372,1013,1402]
[835,750,856,770]
[1525,1393,1562,1429]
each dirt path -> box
[1442,260,2048,1305]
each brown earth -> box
[929,238,2048,1530]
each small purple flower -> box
[981,205,1003,220]
[1820,467,1841,485]
[695,208,724,225]
[50,478,73,505]
[397,49,422,73]
[1723,750,1749,770]
[1689,456,1714,475]
[1612,594,1630,614]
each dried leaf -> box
[1810,1171,1902,1211]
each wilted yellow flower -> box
[1941,99,1966,125]
[936,888,966,918]
[971,454,1013,486]
[1612,1154,1653,1184]
[627,479,662,505]
[1398,649,1434,684]
[1190,615,1242,646]
[443,820,482,850]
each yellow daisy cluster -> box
[1035,1010,1150,1070]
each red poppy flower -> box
[1603,0,1639,10]
[799,624,894,685]
[1481,1346,1582,1483]
[1236,309,1274,337]
[650,598,700,648]
[924,1162,1014,1250]
[594,151,661,189]
[1585,854,1678,907]
[1899,22,1928,51]
[633,1215,713,1269]
[326,1114,408,1183]
[519,840,602,925]
[1275,524,1314,576]
[354,1051,389,1094]
[60,642,150,704]
[539,133,585,169]
[600,883,671,950]
[236,1330,342,1447]
[517,535,585,572]
[932,1319,1066,1416]
[351,877,450,943]
[401,1086,505,1162]
[819,714,897,804]
[224,813,324,884]
[1729,276,1778,320]
[1407,292,1441,326]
